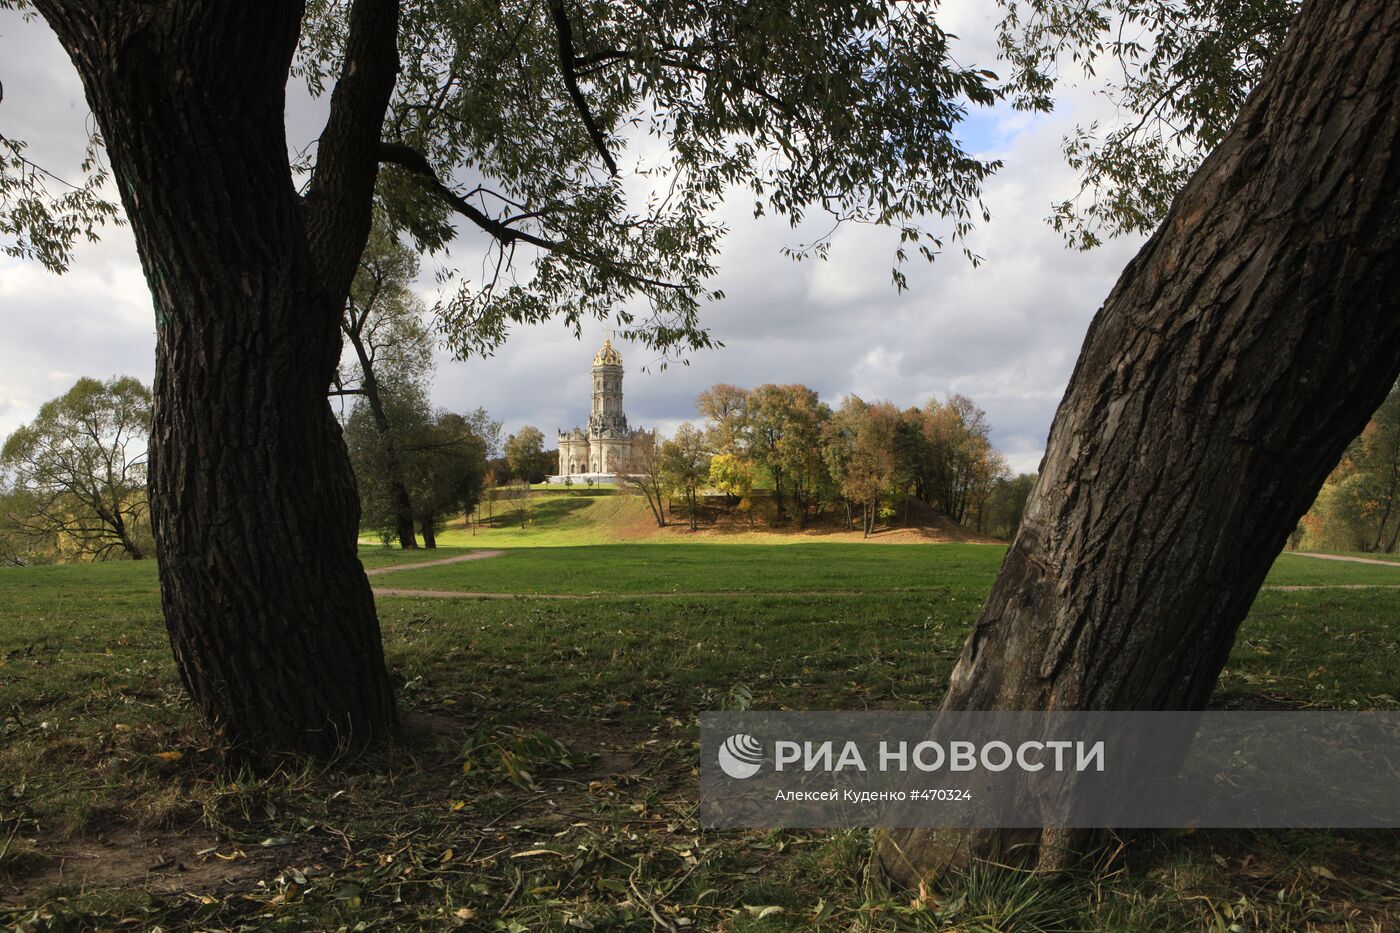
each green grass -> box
[2,549,1399,929]
[452,490,654,547]
[1266,551,1400,585]
[364,542,1400,595]
[375,542,1005,594]
[1300,549,1400,563]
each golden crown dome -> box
[592,338,623,367]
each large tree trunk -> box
[878,0,1400,882]
[38,1,399,757]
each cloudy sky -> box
[0,5,1147,474]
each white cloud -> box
[1,7,1149,476]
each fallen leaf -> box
[510,848,568,859]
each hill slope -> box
[440,488,1000,548]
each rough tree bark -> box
[878,0,1400,882]
[36,0,401,757]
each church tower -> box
[589,338,627,437]
[555,338,637,478]
[587,339,630,472]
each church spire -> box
[592,337,623,368]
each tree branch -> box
[303,0,402,305]
[377,142,566,252]
[548,0,619,176]
[377,143,693,296]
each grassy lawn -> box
[1300,550,1400,564]
[1265,552,1400,585]
[1,549,1398,929]
[362,542,1400,595]
[373,542,1006,594]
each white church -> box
[548,339,649,483]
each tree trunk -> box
[348,330,418,549]
[99,502,144,560]
[116,522,144,561]
[38,1,399,758]
[420,516,438,549]
[878,0,1400,883]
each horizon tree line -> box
[617,382,1037,538]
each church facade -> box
[553,339,644,479]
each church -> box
[551,339,647,481]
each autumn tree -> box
[823,396,901,536]
[1299,383,1400,553]
[696,384,750,456]
[661,422,710,530]
[746,384,831,524]
[708,453,756,510]
[480,467,502,524]
[917,395,999,524]
[0,376,152,561]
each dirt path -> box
[1290,551,1400,568]
[364,549,505,577]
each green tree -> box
[661,423,710,531]
[747,384,831,524]
[981,472,1038,540]
[918,395,998,524]
[403,410,489,547]
[1,376,152,561]
[0,483,57,566]
[344,384,432,541]
[334,215,437,549]
[347,394,491,547]
[504,427,547,483]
